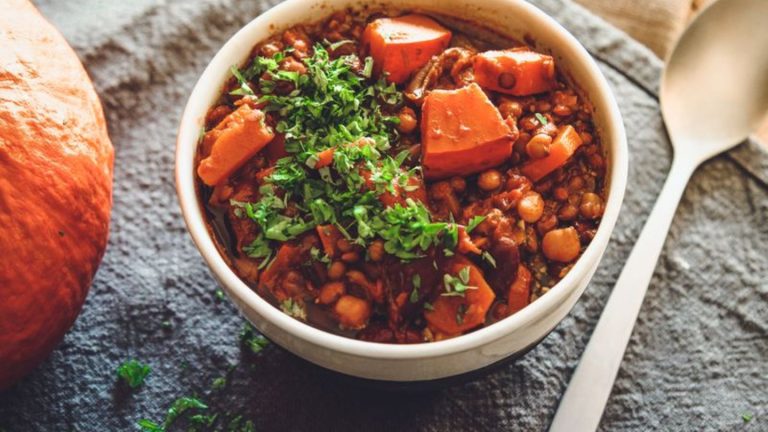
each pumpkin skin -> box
[0,0,114,390]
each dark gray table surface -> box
[1,0,766,430]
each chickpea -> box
[368,240,385,262]
[341,251,360,263]
[334,295,372,329]
[558,203,579,221]
[397,107,418,134]
[519,115,539,131]
[568,176,584,191]
[542,227,581,262]
[514,131,531,154]
[498,98,523,118]
[336,238,353,253]
[430,181,452,199]
[328,261,346,280]
[525,134,553,159]
[259,41,284,58]
[580,192,604,219]
[280,57,307,75]
[282,28,310,56]
[589,154,605,170]
[517,192,544,223]
[552,104,573,117]
[317,281,345,305]
[553,187,569,202]
[449,176,466,193]
[478,169,502,191]
[281,271,305,296]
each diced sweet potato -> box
[473,49,556,96]
[521,125,583,181]
[421,83,514,179]
[425,258,496,336]
[362,14,452,84]
[197,105,275,186]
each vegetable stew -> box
[196,10,607,343]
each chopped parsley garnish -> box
[240,323,270,354]
[534,112,548,125]
[116,360,151,389]
[228,44,455,263]
[466,215,485,233]
[742,412,754,423]
[409,274,421,303]
[423,302,434,311]
[211,377,227,390]
[280,298,307,320]
[214,289,226,301]
[442,266,477,297]
[138,397,208,432]
[481,251,497,268]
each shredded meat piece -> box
[404,47,476,105]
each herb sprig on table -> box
[228,44,457,263]
[116,359,151,389]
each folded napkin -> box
[1,0,765,430]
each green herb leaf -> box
[137,419,163,432]
[535,112,548,125]
[116,360,151,389]
[481,251,497,268]
[466,215,486,233]
[230,65,255,96]
[240,323,270,354]
[409,275,421,303]
[423,302,434,311]
[280,298,307,320]
[215,289,226,301]
[211,377,227,390]
[743,412,754,423]
[442,267,477,297]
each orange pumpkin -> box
[0,0,114,390]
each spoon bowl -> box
[661,0,768,161]
[551,0,768,430]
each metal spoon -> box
[550,0,768,430]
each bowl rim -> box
[175,0,628,360]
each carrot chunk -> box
[421,83,513,179]
[312,147,335,169]
[507,264,532,314]
[197,105,275,186]
[473,49,557,96]
[521,125,583,181]
[425,258,496,336]
[362,14,452,84]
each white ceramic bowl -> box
[176,0,627,382]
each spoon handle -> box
[550,156,697,432]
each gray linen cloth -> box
[1,0,766,430]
